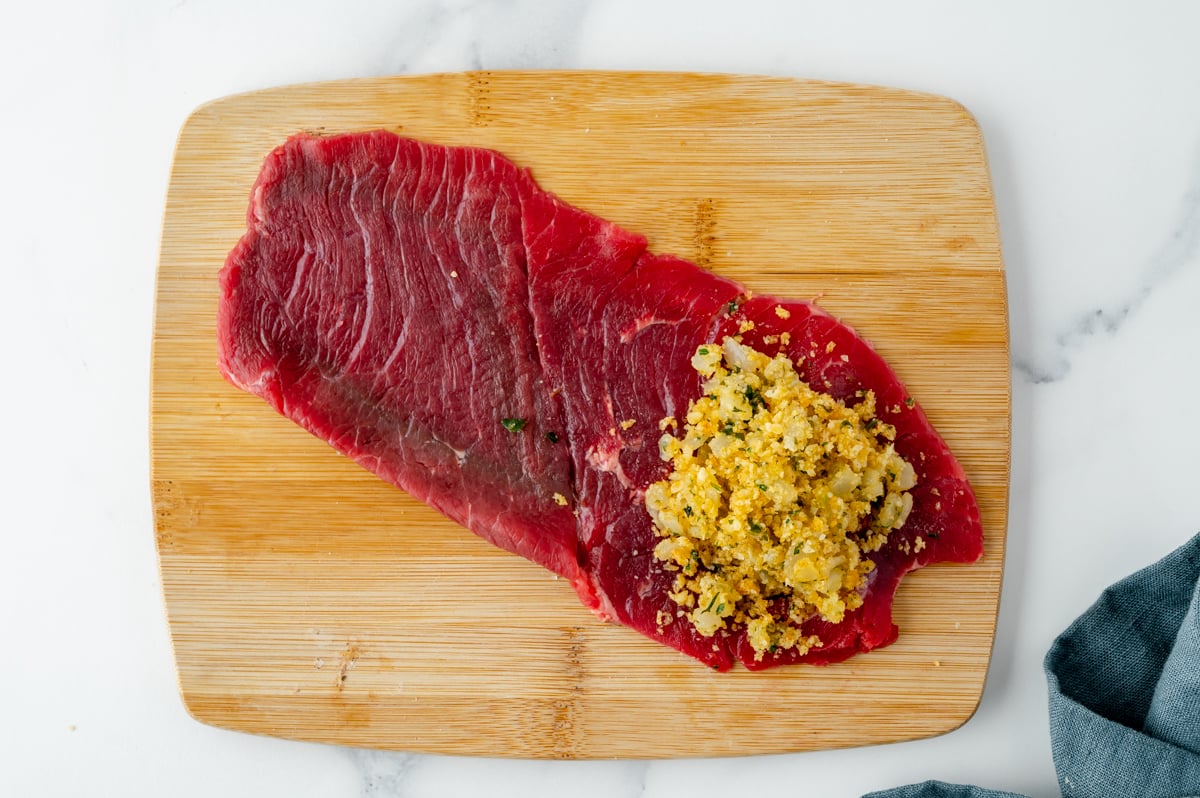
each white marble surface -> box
[4,1,1200,795]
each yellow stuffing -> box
[645,338,917,659]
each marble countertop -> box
[5,2,1199,795]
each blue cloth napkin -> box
[866,532,1200,798]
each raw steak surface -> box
[218,131,984,671]
[218,134,594,608]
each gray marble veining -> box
[1014,138,1200,385]
[367,0,589,75]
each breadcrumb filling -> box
[645,338,917,659]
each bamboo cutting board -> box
[151,72,1009,758]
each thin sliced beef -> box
[218,133,595,609]
[522,187,984,670]
[219,131,984,671]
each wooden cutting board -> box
[151,71,1009,758]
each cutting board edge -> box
[150,70,1010,759]
[177,69,985,130]
[172,695,987,761]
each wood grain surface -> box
[151,71,1010,758]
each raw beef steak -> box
[218,133,597,610]
[219,131,984,671]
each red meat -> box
[218,131,984,670]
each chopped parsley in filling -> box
[645,338,917,659]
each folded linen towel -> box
[866,532,1200,798]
